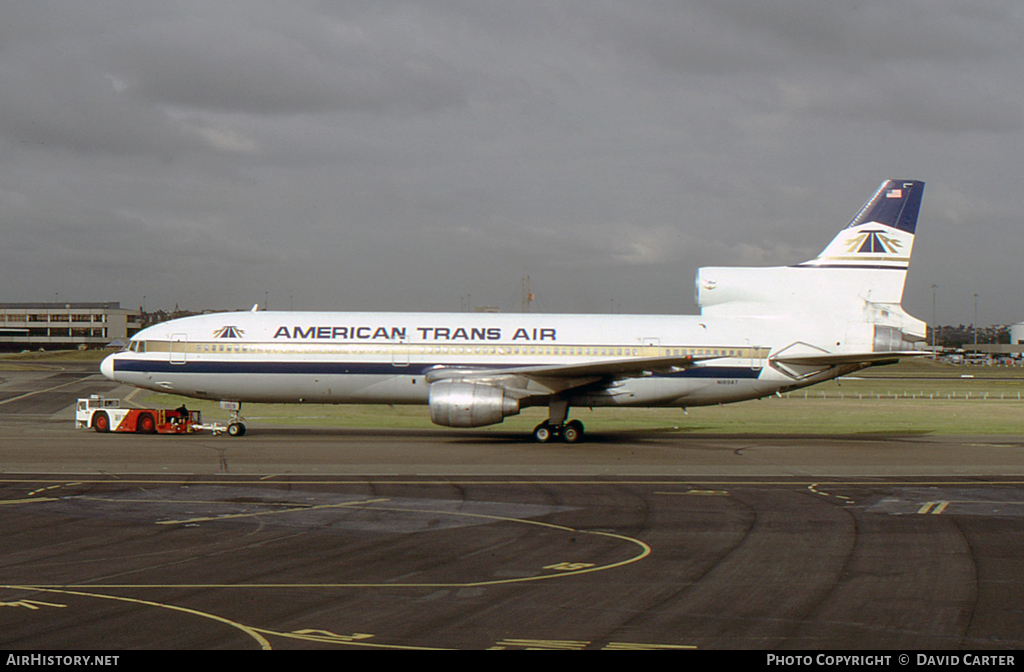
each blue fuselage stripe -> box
[111,359,762,379]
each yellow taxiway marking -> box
[808,483,856,504]
[10,501,651,590]
[0,587,687,651]
[487,638,696,650]
[122,388,147,408]
[0,599,67,610]
[911,499,1024,515]
[918,501,951,515]
[1,483,86,505]
[0,379,86,407]
[5,477,1024,487]
[603,642,697,650]
[254,628,438,651]
[285,629,375,643]
[1,585,273,650]
[0,498,59,505]
[489,638,590,651]
[544,562,596,571]
[28,483,80,496]
[34,534,650,589]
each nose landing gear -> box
[222,401,246,437]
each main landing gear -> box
[532,419,585,444]
[532,397,585,443]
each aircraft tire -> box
[227,422,246,437]
[562,420,584,443]
[532,422,555,443]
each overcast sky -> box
[2,1,1023,325]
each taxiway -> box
[2,365,1023,649]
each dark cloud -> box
[1,1,1023,325]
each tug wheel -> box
[137,413,156,434]
[93,412,110,433]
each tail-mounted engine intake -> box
[428,381,521,428]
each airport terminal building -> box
[0,302,141,351]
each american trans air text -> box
[272,325,557,342]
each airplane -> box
[101,179,927,442]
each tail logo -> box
[845,229,903,255]
[213,326,245,339]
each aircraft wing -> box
[768,348,926,380]
[770,350,926,366]
[424,355,712,397]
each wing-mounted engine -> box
[428,381,521,428]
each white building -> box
[1011,323,1024,346]
[0,302,141,351]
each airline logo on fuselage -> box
[214,326,245,338]
[272,325,557,342]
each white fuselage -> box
[98,179,928,438]
[102,309,855,409]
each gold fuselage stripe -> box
[131,340,771,360]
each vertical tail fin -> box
[800,180,924,271]
[696,179,926,339]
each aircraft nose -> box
[100,354,116,380]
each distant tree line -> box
[139,307,209,328]
[929,325,1010,348]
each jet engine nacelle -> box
[428,381,521,428]
[695,266,810,313]
[695,265,883,318]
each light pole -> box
[931,284,937,358]
[973,293,979,346]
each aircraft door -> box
[170,334,187,365]
[392,339,410,367]
[747,339,764,370]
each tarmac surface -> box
[3,364,1024,650]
